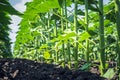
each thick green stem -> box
[56,50,59,63]
[54,20,58,64]
[114,0,120,78]
[54,20,57,37]
[47,12,51,41]
[85,0,89,62]
[47,12,50,29]
[114,0,120,44]
[60,3,66,67]
[74,0,78,69]
[64,0,68,29]
[61,6,64,31]
[62,41,65,67]
[64,0,71,68]
[67,40,71,68]
[99,0,105,74]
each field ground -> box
[0,58,106,80]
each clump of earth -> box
[0,58,106,80]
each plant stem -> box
[85,0,89,62]
[61,4,64,31]
[99,0,105,74]
[114,0,120,78]
[64,0,71,68]
[67,40,71,68]
[60,3,66,67]
[54,20,58,64]
[54,20,57,37]
[74,0,78,69]
[62,40,65,67]
[64,0,68,29]
[47,12,50,29]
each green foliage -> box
[80,63,91,70]
[44,51,50,59]
[79,32,91,42]
[0,0,21,58]
[103,68,115,79]
[13,0,120,79]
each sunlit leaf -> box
[39,44,48,50]
[44,51,50,59]
[79,32,91,42]
[103,68,115,79]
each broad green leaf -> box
[58,0,64,7]
[79,32,91,42]
[80,63,91,70]
[44,51,50,59]
[58,0,72,7]
[103,68,115,79]
[64,32,77,39]
[0,0,21,57]
[66,0,72,6]
[0,12,11,25]
[106,26,114,34]
[104,20,111,27]
[27,0,60,13]
[54,32,77,41]
[104,1,114,13]
[0,0,22,15]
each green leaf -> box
[103,68,115,79]
[77,9,85,15]
[39,44,49,50]
[80,63,91,70]
[79,32,91,42]
[88,24,98,36]
[106,26,114,34]
[0,0,22,15]
[64,31,77,39]
[68,14,74,23]
[104,1,114,13]
[58,0,72,7]
[104,20,111,27]
[26,0,60,13]
[44,51,50,59]
[58,0,64,7]
[66,0,72,6]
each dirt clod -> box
[0,58,105,80]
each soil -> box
[0,58,106,80]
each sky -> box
[9,0,31,52]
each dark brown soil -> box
[0,58,106,80]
